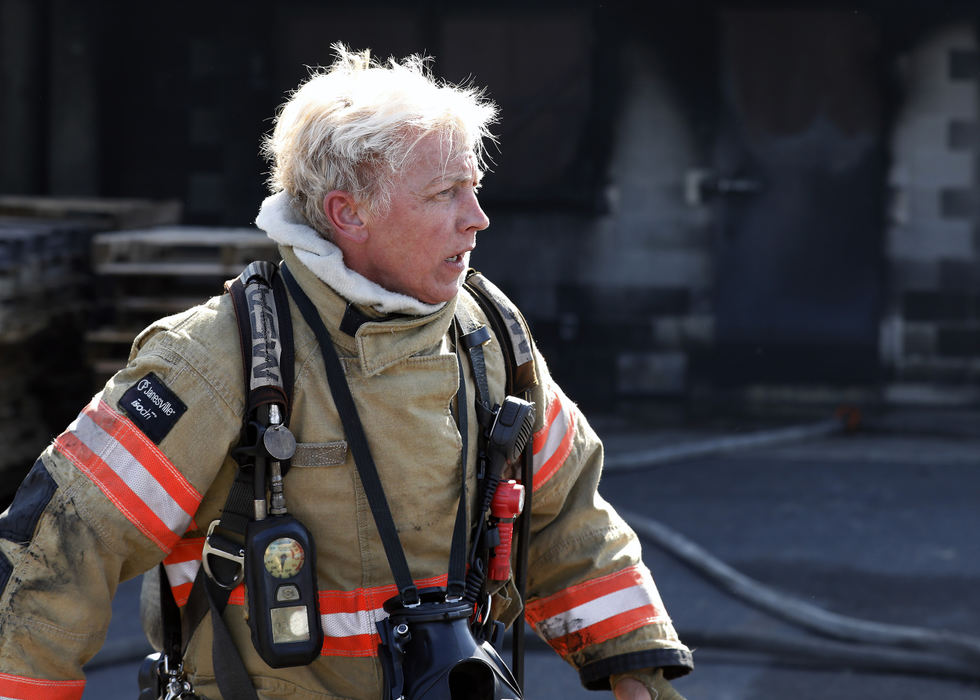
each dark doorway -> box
[711,9,886,385]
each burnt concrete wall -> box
[883,21,980,405]
[474,39,713,412]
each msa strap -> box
[463,270,537,397]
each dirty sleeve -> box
[522,351,694,689]
[0,298,243,697]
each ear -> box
[323,190,368,243]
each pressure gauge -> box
[263,537,306,579]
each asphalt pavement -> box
[81,407,980,699]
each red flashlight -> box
[488,480,525,581]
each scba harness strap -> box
[147,263,539,699]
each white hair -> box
[261,44,498,238]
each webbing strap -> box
[512,439,534,688]
[281,264,420,606]
[207,577,260,700]
[158,563,182,664]
[446,337,469,600]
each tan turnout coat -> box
[0,247,691,699]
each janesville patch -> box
[119,373,188,444]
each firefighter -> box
[0,45,692,699]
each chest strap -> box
[281,263,476,606]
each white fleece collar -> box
[254,191,445,316]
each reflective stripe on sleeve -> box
[531,387,575,491]
[54,396,202,553]
[0,673,85,700]
[525,564,669,657]
[163,537,205,606]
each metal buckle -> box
[201,520,245,589]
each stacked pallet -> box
[0,217,101,503]
[0,195,182,230]
[87,227,280,385]
[0,199,184,508]
[0,217,99,340]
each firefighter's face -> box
[352,133,490,305]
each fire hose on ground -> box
[606,409,980,683]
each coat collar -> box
[280,246,458,377]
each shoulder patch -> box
[119,372,188,444]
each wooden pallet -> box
[86,226,280,391]
[0,218,98,343]
[93,227,277,269]
[0,196,182,230]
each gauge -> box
[263,537,306,579]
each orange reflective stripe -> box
[531,388,574,491]
[525,565,669,656]
[219,573,450,657]
[0,673,85,700]
[540,605,663,657]
[163,542,452,658]
[163,537,205,606]
[54,397,201,553]
[314,574,449,656]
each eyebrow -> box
[427,168,483,189]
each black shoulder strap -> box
[226,261,295,424]
[463,269,538,397]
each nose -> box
[461,188,490,233]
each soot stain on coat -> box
[22,499,88,592]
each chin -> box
[420,284,462,305]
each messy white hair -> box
[262,44,498,238]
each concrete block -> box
[652,315,715,348]
[557,284,691,318]
[886,257,941,292]
[903,290,978,322]
[902,322,937,356]
[940,259,980,291]
[941,187,980,219]
[888,221,974,260]
[948,119,979,150]
[903,186,942,223]
[949,49,980,80]
[937,324,980,357]
[898,23,979,119]
[909,149,973,188]
[885,381,980,406]
[580,246,712,289]
[879,313,903,367]
[891,115,948,155]
[616,351,687,396]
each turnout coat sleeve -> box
[0,295,245,698]
[519,350,694,689]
